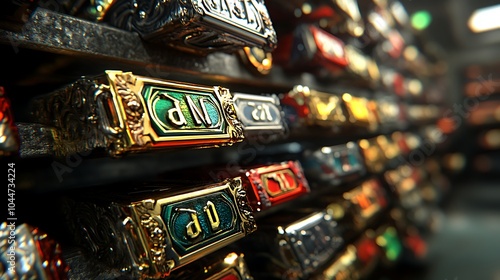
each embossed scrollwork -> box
[30,79,108,156]
[230,178,257,234]
[104,0,195,39]
[132,200,175,276]
[114,73,145,146]
[103,0,277,53]
[218,87,244,145]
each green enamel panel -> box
[142,85,226,137]
[161,191,240,256]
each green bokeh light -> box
[411,10,432,30]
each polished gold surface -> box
[240,46,273,75]
[205,253,254,280]
[284,85,347,127]
[32,71,244,156]
[69,178,256,279]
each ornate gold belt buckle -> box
[67,178,256,279]
[102,0,278,54]
[31,71,244,156]
[280,85,347,130]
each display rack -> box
[0,1,452,279]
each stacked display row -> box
[0,0,451,279]
[2,136,447,279]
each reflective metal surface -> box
[31,71,244,156]
[280,85,347,129]
[302,142,366,187]
[232,92,286,139]
[67,178,256,278]
[103,0,277,54]
[0,223,69,280]
[241,160,310,212]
